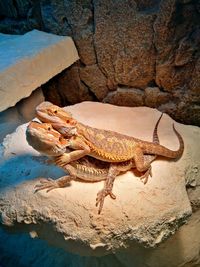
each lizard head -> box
[26,121,69,156]
[36,102,77,137]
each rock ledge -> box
[0,102,199,256]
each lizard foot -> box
[96,188,116,214]
[139,166,152,185]
[53,154,70,167]
[34,176,71,193]
[34,178,59,193]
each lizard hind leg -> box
[137,113,163,184]
[34,175,73,193]
[134,147,153,184]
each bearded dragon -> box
[26,115,161,213]
[35,102,184,212]
[35,102,184,169]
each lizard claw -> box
[34,176,72,193]
[53,157,63,166]
[53,154,70,167]
[34,178,59,193]
[139,167,152,185]
[96,188,116,214]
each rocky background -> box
[0,0,199,125]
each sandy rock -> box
[155,1,199,86]
[103,87,144,106]
[144,87,170,108]
[79,64,108,100]
[0,30,79,112]
[0,102,198,258]
[94,1,155,88]
[45,0,199,125]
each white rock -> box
[0,30,79,112]
[0,102,199,260]
[116,210,200,267]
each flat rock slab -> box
[0,102,198,256]
[0,30,79,112]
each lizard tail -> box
[140,123,184,159]
[153,113,163,144]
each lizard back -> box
[77,123,139,162]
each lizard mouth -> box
[32,120,40,124]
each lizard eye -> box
[47,127,51,131]
[54,110,57,114]
[66,119,70,123]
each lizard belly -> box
[68,161,108,182]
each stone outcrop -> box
[0,30,79,111]
[0,102,200,266]
[0,0,199,125]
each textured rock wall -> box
[1,0,199,125]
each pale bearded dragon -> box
[26,115,161,213]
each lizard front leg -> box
[54,137,91,166]
[95,157,152,214]
[96,164,121,214]
[54,150,89,166]
[34,175,74,193]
